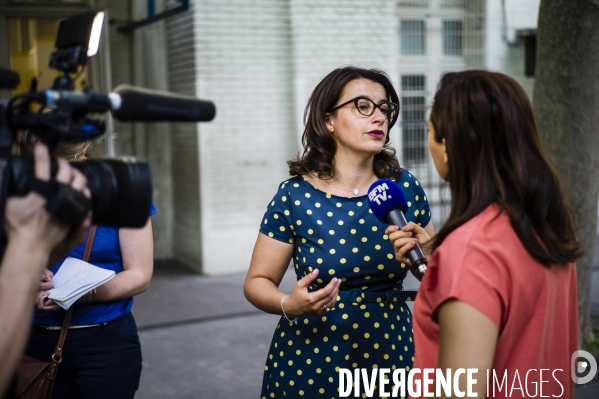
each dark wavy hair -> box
[430,70,582,267]
[288,66,401,181]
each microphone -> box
[112,85,216,122]
[44,85,216,122]
[0,68,20,90]
[367,179,427,274]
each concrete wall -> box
[165,2,202,271]
[193,0,296,275]
[130,0,174,260]
[290,0,400,146]
[93,0,174,260]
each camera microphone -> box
[45,85,216,122]
[112,85,216,122]
[367,179,427,274]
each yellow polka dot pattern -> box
[259,173,430,397]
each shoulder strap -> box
[82,225,97,262]
[52,225,97,362]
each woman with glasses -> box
[20,138,156,399]
[388,70,580,396]
[244,66,434,398]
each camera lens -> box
[73,159,152,228]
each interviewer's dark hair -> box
[288,66,401,181]
[430,70,582,266]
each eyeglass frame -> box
[327,96,400,121]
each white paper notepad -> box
[47,257,115,310]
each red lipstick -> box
[368,130,384,139]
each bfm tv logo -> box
[368,182,391,205]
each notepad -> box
[47,257,115,310]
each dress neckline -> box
[298,175,369,200]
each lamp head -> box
[49,11,104,74]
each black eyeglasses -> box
[328,96,399,121]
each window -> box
[397,0,429,6]
[442,20,463,56]
[440,0,466,7]
[400,20,426,56]
[401,75,428,166]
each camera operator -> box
[0,142,91,397]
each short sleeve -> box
[149,201,157,216]
[399,170,431,227]
[259,182,295,244]
[427,238,508,328]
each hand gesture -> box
[283,269,341,317]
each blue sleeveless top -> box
[33,203,157,326]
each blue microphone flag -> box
[367,179,408,223]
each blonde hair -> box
[19,131,91,161]
[54,141,91,161]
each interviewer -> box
[0,142,90,397]
[387,70,581,398]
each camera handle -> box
[24,175,91,227]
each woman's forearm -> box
[244,276,287,316]
[91,269,151,302]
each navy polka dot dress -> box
[258,169,431,398]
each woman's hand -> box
[36,291,61,311]
[37,287,95,311]
[39,269,54,291]
[386,222,432,280]
[283,269,341,317]
[386,222,432,263]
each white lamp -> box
[87,12,105,57]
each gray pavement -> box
[132,257,599,398]
[133,263,297,399]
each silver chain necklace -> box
[330,176,376,196]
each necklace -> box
[330,176,376,196]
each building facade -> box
[0,0,539,274]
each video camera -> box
[0,11,215,240]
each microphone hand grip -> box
[387,210,428,271]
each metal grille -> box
[442,20,463,56]
[440,0,466,7]
[398,0,430,7]
[400,75,427,166]
[400,20,426,55]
